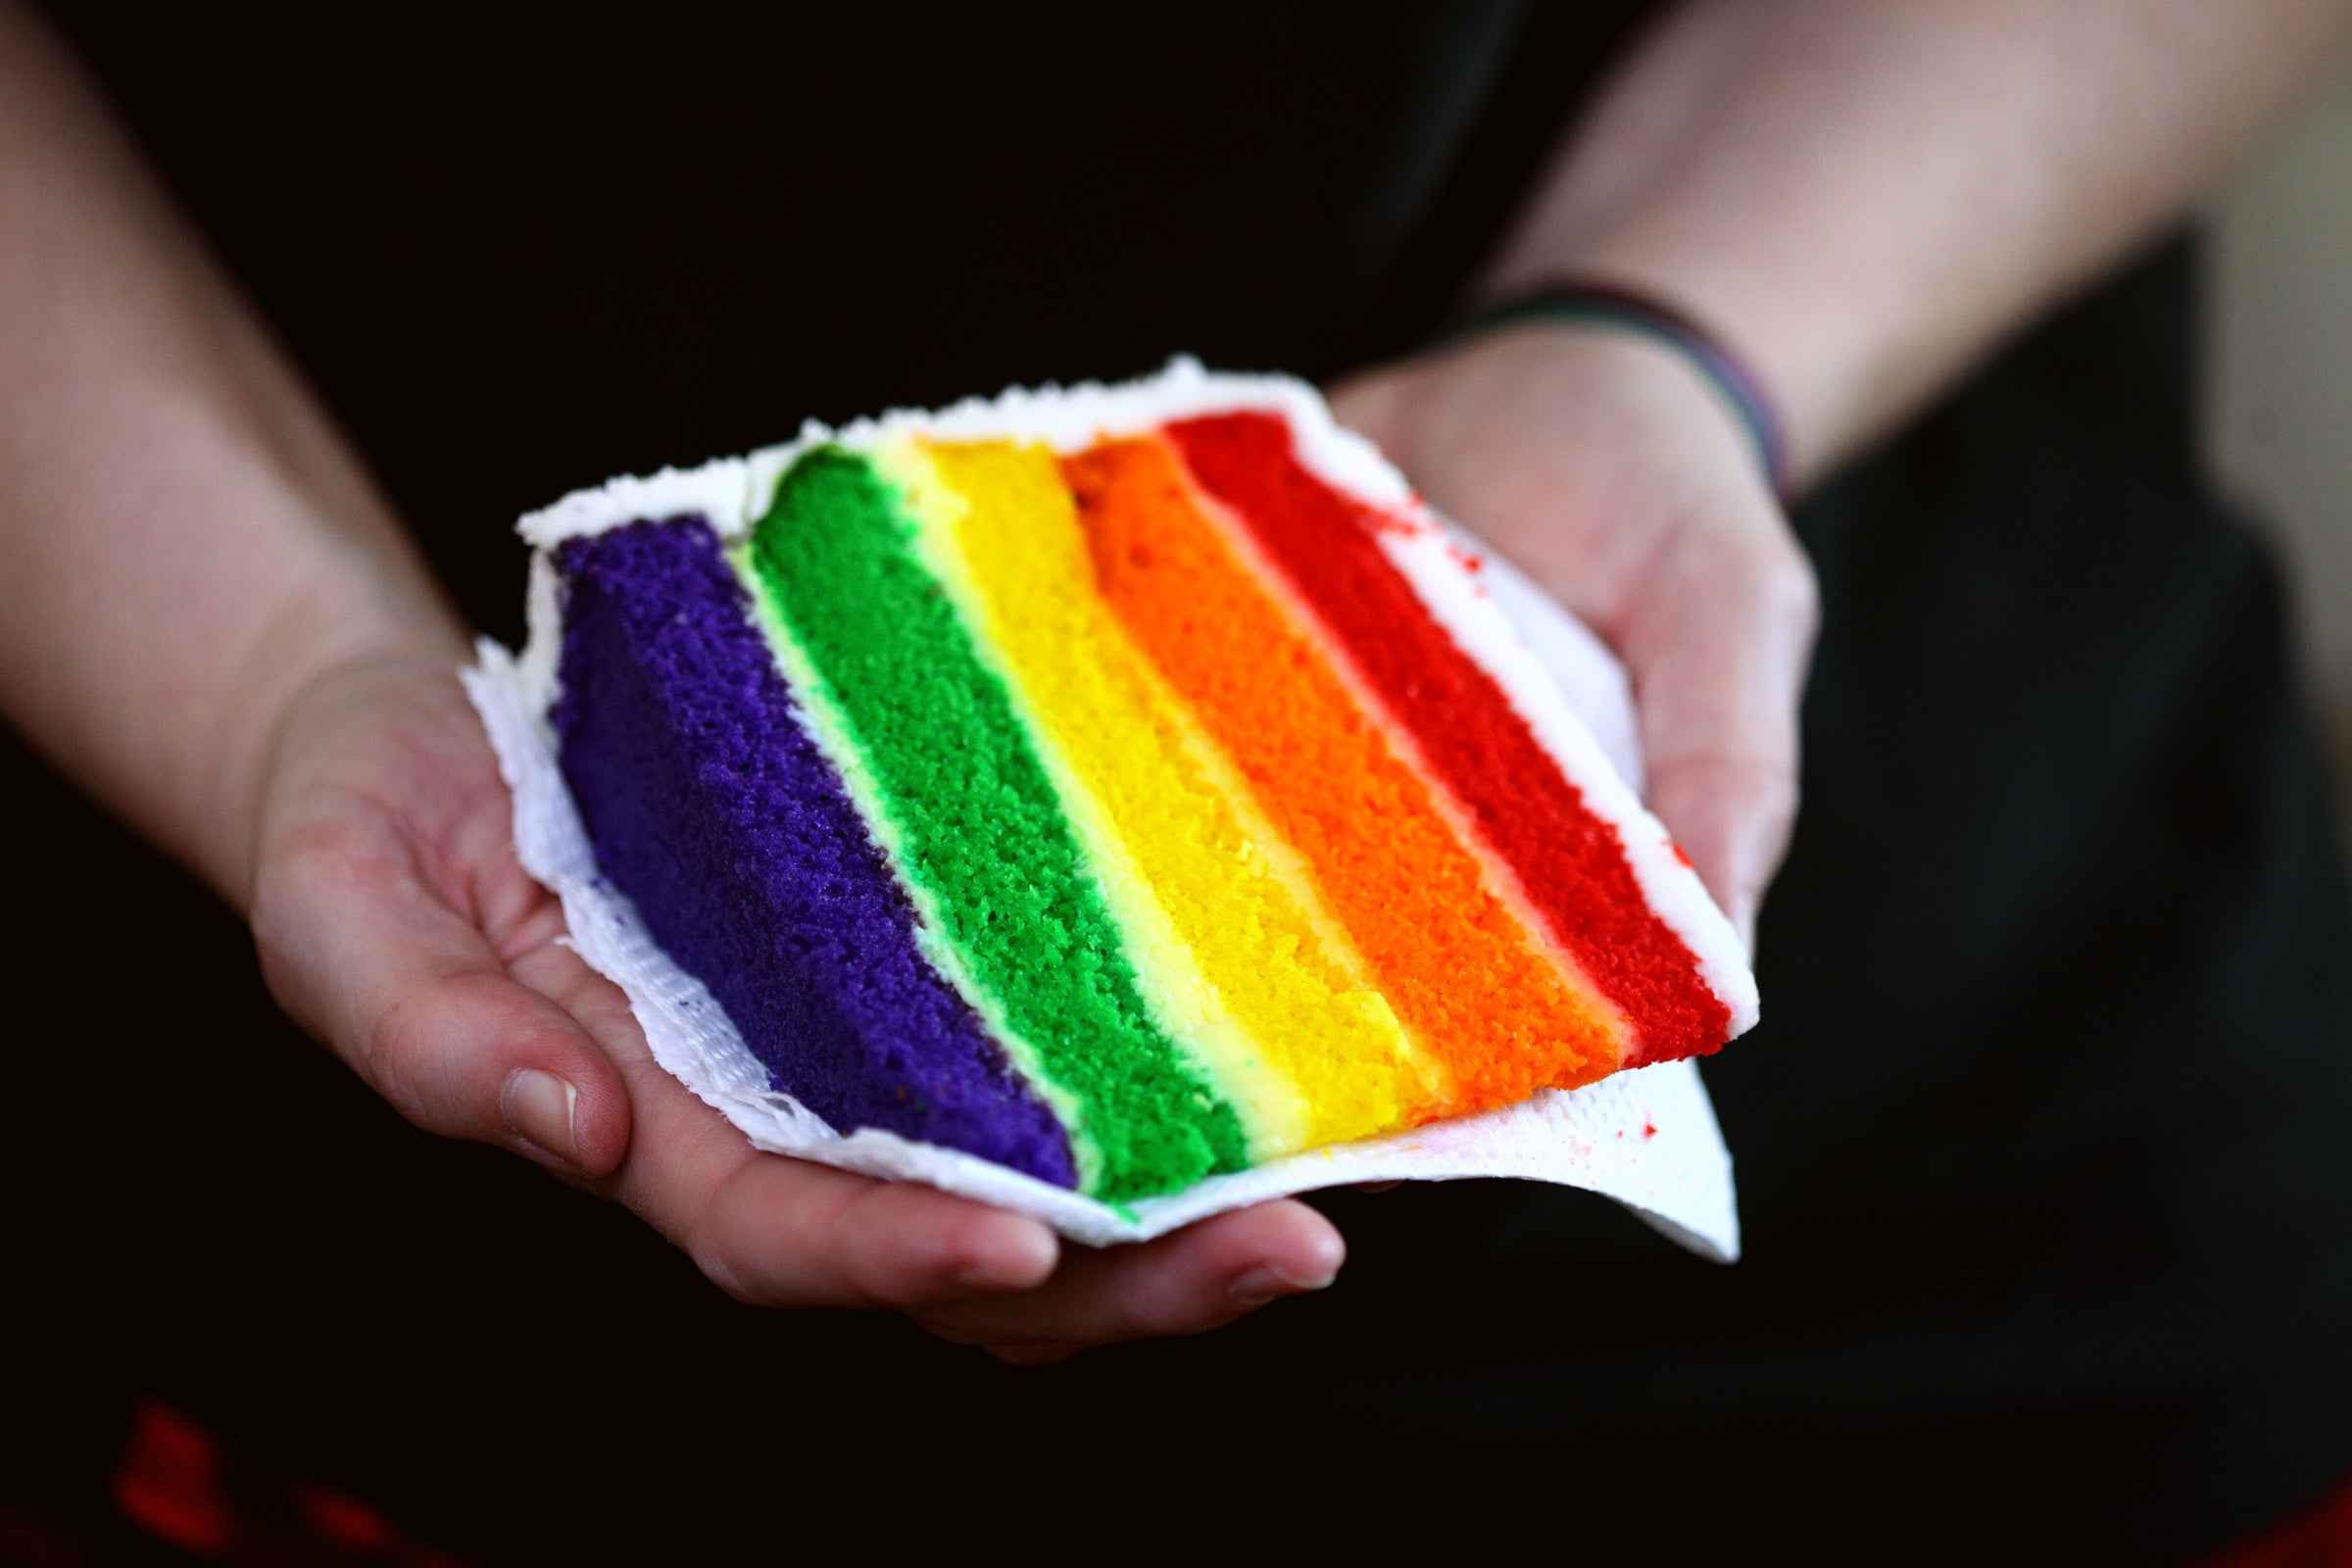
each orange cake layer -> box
[1063,434,1629,1111]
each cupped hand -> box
[244,651,1342,1362]
[1330,323,1818,945]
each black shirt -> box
[15,7,2352,1560]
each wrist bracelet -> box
[1445,281,1792,502]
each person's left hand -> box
[244,650,1345,1364]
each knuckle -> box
[368,971,528,1140]
[260,816,404,912]
[1771,549,1821,635]
[248,822,411,1010]
[682,1179,791,1307]
[362,990,448,1131]
[1749,765,1802,832]
[246,838,340,962]
[704,1169,905,1312]
[1100,1271,1218,1345]
[911,1311,988,1348]
[1734,528,1817,621]
[841,1218,953,1306]
[690,1243,769,1308]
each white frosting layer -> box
[518,457,753,551]
[517,357,1402,546]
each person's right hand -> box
[245,650,1346,1365]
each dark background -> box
[9,8,2352,1563]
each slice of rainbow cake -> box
[484,362,1758,1217]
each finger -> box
[692,1157,1061,1311]
[511,935,1061,1310]
[251,811,631,1176]
[1614,497,1817,946]
[913,1199,1344,1363]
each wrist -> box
[1445,281,1791,502]
[1345,316,1786,600]
[1486,223,1901,492]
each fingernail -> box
[1229,1261,1339,1308]
[502,1069,580,1167]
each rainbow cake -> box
[485,362,1757,1215]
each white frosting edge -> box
[518,457,754,551]
[514,357,1406,549]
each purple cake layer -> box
[550,515,1078,1187]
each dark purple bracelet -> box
[1446,281,1792,503]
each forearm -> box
[0,3,462,904]
[1489,0,2352,486]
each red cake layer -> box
[1167,412,1732,1065]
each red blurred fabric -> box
[110,1397,471,1566]
[2201,1470,2352,1568]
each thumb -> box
[1615,499,1817,949]
[252,818,632,1177]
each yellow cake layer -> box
[879,435,1442,1157]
